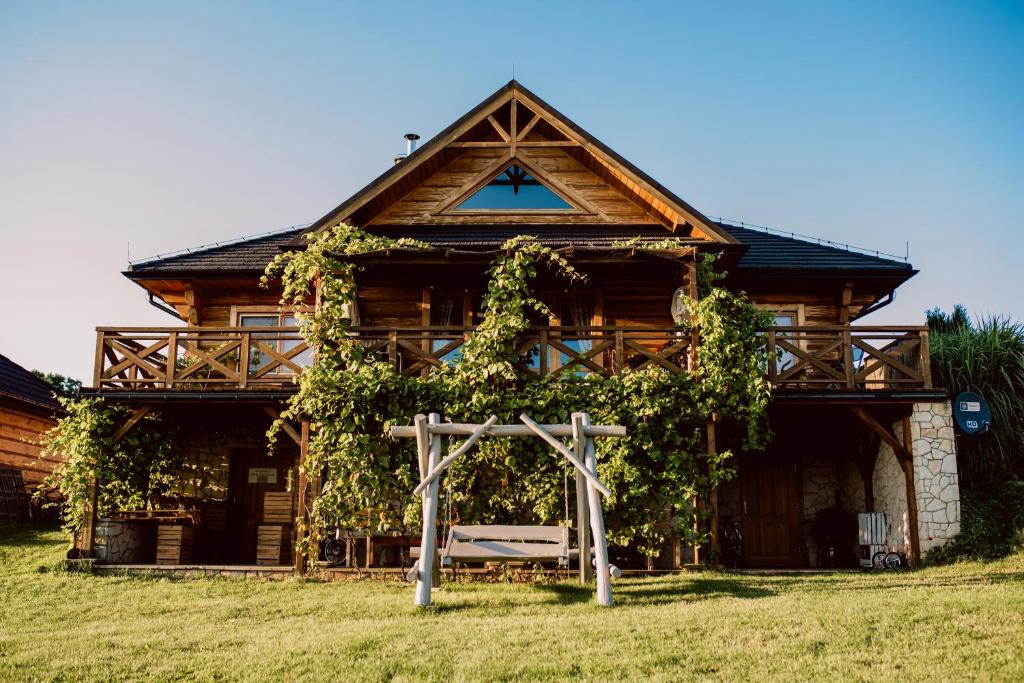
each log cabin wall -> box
[0,403,57,494]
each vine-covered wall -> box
[264,224,774,558]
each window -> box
[429,293,465,365]
[772,313,796,373]
[455,163,573,211]
[236,311,312,375]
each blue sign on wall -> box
[953,391,991,436]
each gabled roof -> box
[0,353,62,413]
[304,80,737,243]
[123,222,912,276]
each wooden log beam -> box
[391,422,626,439]
[901,415,922,564]
[112,407,153,443]
[519,414,613,498]
[851,408,911,461]
[413,415,498,495]
[294,419,310,575]
[262,406,302,447]
[707,422,719,561]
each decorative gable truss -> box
[313,82,737,243]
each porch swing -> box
[390,412,627,607]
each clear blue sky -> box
[1,1,1021,380]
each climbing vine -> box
[38,397,178,537]
[266,224,772,557]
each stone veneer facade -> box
[854,400,960,558]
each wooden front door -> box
[226,449,292,564]
[740,455,802,567]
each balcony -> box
[91,325,934,395]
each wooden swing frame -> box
[390,411,626,607]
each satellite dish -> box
[953,391,991,436]
[671,287,690,325]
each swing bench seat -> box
[440,525,571,567]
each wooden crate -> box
[0,467,29,522]
[156,525,194,565]
[257,525,289,566]
[263,492,294,524]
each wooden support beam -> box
[838,282,853,324]
[707,422,719,561]
[262,406,302,446]
[852,408,911,461]
[294,419,310,575]
[901,415,921,564]
[184,284,199,325]
[856,432,880,513]
[112,407,153,443]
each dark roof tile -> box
[0,354,62,412]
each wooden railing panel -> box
[92,325,933,393]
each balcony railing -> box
[92,325,932,393]
[765,326,932,391]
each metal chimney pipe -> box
[404,133,420,156]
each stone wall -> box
[869,401,961,557]
[872,427,911,554]
[908,401,961,553]
[94,519,153,564]
[800,453,838,566]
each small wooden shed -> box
[0,353,62,520]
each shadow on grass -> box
[528,574,778,607]
[0,522,63,548]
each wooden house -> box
[0,353,61,520]
[78,81,960,569]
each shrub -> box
[925,481,1024,564]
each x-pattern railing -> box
[765,326,932,391]
[94,327,309,390]
[93,325,933,392]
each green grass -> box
[2,524,1023,681]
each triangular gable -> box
[308,81,737,243]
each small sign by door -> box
[247,468,278,484]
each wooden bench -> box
[441,525,570,567]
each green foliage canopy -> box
[266,224,773,557]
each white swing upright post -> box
[580,412,613,607]
[572,413,593,585]
[414,413,442,607]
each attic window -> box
[455,163,574,211]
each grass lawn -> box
[1,524,1022,681]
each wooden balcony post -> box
[539,329,548,377]
[920,330,932,389]
[294,419,310,575]
[165,331,177,389]
[388,330,398,370]
[614,330,624,375]
[842,329,855,389]
[765,330,778,387]
[93,330,105,389]
[238,330,250,389]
